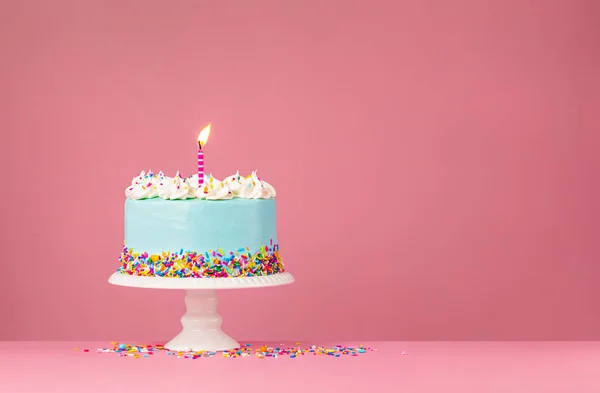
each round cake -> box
[115,170,285,278]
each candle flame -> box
[197,124,211,148]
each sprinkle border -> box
[117,240,284,278]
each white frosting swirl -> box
[261,179,276,198]
[127,181,158,200]
[132,170,146,185]
[125,170,159,199]
[126,170,276,200]
[223,171,244,197]
[197,174,233,200]
[239,171,276,199]
[147,170,162,188]
[157,171,192,200]
[185,173,208,197]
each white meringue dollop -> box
[239,171,276,199]
[223,171,244,197]
[185,173,208,197]
[125,170,159,200]
[197,174,233,200]
[126,170,276,200]
[157,171,192,200]
[261,179,276,198]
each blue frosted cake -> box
[116,170,284,278]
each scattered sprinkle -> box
[82,343,379,360]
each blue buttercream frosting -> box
[124,198,277,255]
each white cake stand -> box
[108,272,294,352]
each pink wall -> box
[1,0,599,341]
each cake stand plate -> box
[108,272,294,352]
[108,272,294,289]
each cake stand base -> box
[165,290,239,352]
[108,272,294,352]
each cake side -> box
[124,198,277,254]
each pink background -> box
[1,0,598,341]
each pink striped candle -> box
[197,124,212,188]
[197,148,204,187]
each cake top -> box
[125,170,276,201]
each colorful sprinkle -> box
[117,241,284,278]
[85,343,377,359]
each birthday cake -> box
[116,169,284,278]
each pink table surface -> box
[0,341,599,393]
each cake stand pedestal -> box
[108,272,294,352]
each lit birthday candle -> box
[197,124,212,188]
